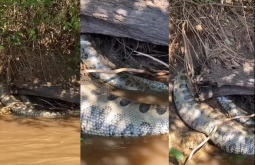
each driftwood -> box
[80,0,169,46]
[198,85,254,101]
[10,85,80,104]
[200,63,254,89]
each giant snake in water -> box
[0,82,78,117]
[80,34,254,155]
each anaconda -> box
[0,81,78,117]
[173,71,254,155]
[80,34,169,136]
[81,33,254,155]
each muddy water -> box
[0,115,80,165]
[80,84,254,165]
[81,134,254,165]
[81,134,169,165]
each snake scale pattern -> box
[80,34,169,136]
[0,82,75,117]
[81,34,254,155]
[217,96,255,126]
[173,71,254,155]
[80,75,169,136]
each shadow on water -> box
[0,115,80,165]
[81,134,169,165]
[0,114,80,131]
[181,148,255,165]
[81,134,254,165]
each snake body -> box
[80,76,169,136]
[80,34,254,154]
[173,72,254,155]
[80,34,169,136]
[80,35,168,93]
[217,96,255,126]
[0,82,76,117]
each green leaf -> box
[175,150,184,161]
[169,147,175,156]
[169,147,184,161]
[0,45,4,51]
[43,0,52,6]
[28,29,36,40]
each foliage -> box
[0,0,80,81]
[81,138,85,145]
[228,155,245,161]
[169,147,184,161]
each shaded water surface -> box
[81,134,169,165]
[0,115,80,165]
[183,148,255,165]
[81,134,254,165]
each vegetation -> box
[81,138,85,145]
[0,0,80,83]
[169,147,184,161]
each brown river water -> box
[81,134,254,165]
[0,115,253,165]
[80,90,254,165]
[0,115,80,165]
[81,134,169,165]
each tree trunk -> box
[10,85,80,104]
[198,85,254,101]
[80,0,169,46]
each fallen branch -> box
[133,51,169,68]
[184,113,255,165]
[85,68,168,76]
[10,85,80,104]
[81,0,169,46]
[198,85,254,101]
[184,127,217,165]
[113,37,169,68]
